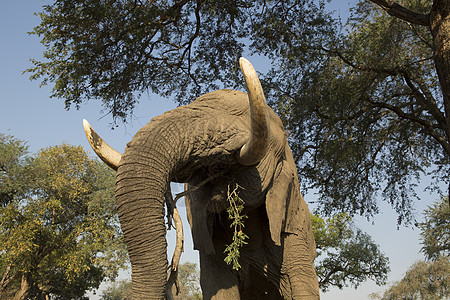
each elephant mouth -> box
[209,189,228,212]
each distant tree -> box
[28,0,449,223]
[370,256,450,300]
[102,262,202,300]
[0,134,30,299]
[418,197,450,260]
[101,280,132,300]
[311,213,390,292]
[371,197,450,299]
[0,134,127,299]
[174,262,202,300]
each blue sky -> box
[0,1,443,299]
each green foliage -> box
[262,0,448,224]
[311,212,390,292]
[0,134,127,299]
[311,212,353,252]
[0,133,29,207]
[28,0,449,224]
[370,256,450,300]
[175,262,202,300]
[26,0,332,121]
[372,197,450,298]
[277,11,450,291]
[419,197,450,260]
[223,186,248,270]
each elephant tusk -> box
[236,57,270,166]
[83,119,122,170]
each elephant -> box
[83,58,320,299]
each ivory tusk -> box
[83,119,122,170]
[235,57,270,166]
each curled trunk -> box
[115,121,184,299]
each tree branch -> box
[367,98,450,155]
[0,264,15,290]
[319,266,344,288]
[370,0,430,26]
[402,71,447,131]
[329,47,448,155]
[180,0,202,88]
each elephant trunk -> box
[115,123,184,299]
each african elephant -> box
[83,58,319,299]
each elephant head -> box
[84,58,318,299]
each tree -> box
[27,0,449,223]
[0,134,31,300]
[26,0,333,121]
[418,197,450,260]
[101,262,202,300]
[0,134,127,299]
[263,0,449,224]
[370,197,450,299]
[174,262,202,300]
[101,280,132,300]
[370,254,450,300]
[311,213,390,292]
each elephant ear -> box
[265,144,305,246]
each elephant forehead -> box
[191,89,250,114]
[146,90,250,125]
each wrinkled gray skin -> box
[87,65,319,299]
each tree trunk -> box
[0,266,20,300]
[12,275,28,300]
[430,0,450,142]
[429,0,450,198]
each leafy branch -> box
[223,184,248,271]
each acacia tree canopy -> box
[27,0,332,120]
[27,0,449,223]
[0,134,127,299]
[370,256,450,300]
[264,0,449,223]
